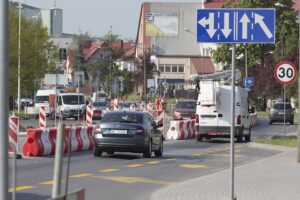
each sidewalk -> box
[151,147,300,200]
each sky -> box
[22,0,202,40]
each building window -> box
[172,66,177,72]
[159,64,184,73]
[159,65,164,72]
[178,65,184,73]
[165,65,171,72]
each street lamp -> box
[17,1,22,114]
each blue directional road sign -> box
[197,9,275,43]
[244,77,254,92]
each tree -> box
[9,5,56,97]
[212,0,299,109]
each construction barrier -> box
[130,103,136,111]
[39,106,46,128]
[49,188,85,200]
[166,119,196,140]
[9,116,19,153]
[86,103,93,125]
[22,126,94,157]
[250,113,258,127]
[147,102,153,115]
[157,110,164,124]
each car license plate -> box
[278,112,285,114]
[111,130,127,134]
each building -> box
[11,2,63,37]
[136,2,228,95]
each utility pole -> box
[143,45,147,102]
[0,0,9,198]
[17,1,22,114]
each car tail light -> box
[237,115,241,125]
[195,114,200,124]
[94,127,103,138]
[136,129,145,135]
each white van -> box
[34,89,56,115]
[195,80,251,142]
[56,93,86,119]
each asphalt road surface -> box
[10,116,293,200]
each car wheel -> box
[269,120,273,125]
[143,140,152,158]
[154,138,163,157]
[237,135,243,143]
[245,127,251,142]
[196,134,203,142]
[93,147,102,157]
[290,120,294,125]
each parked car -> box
[269,102,294,124]
[93,111,163,158]
[173,100,197,120]
[15,98,33,109]
[92,101,108,119]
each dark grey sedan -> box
[269,102,294,124]
[93,111,163,158]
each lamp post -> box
[17,1,22,114]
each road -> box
[9,116,297,200]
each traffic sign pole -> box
[230,44,236,200]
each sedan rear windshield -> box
[273,103,292,110]
[101,112,143,124]
[177,101,196,109]
[35,96,49,103]
[93,102,106,107]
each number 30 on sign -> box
[274,61,297,85]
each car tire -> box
[290,120,294,125]
[196,134,203,142]
[154,139,163,157]
[143,140,152,158]
[94,147,102,157]
[237,135,243,143]
[269,120,273,125]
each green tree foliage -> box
[9,5,56,97]
[212,0,299,108]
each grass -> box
[254,136,298,147]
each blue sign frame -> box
[197,9,275,43]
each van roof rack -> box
[192,70,241,83]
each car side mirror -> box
[197,101,201,105]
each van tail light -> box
[195,114,200,124]
[136,129,145,135]
[237,115,241,125]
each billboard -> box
[44,74,68,85]
[145,12,178,36]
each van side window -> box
[57,96,62,105]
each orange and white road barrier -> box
[39,106,46,128]
[166,119,196,140]
[9,115,19,153]
[86,103,93,125]
[157,110,164,125]
[147,102,153,115]
[140,102,145,112]
[130,103,136,111]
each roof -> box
[293,0,299,11]
[83,42,105,61]
[191,57,215,74]
[204,0,237,8]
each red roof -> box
[191,57,215,74]
[293,0,299,11]
[204,0,237,8]
[83,42,105,60]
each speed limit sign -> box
[274,61,297,85]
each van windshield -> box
[35,96,49,103]
[62,95,85,105]
[177,101,196,109]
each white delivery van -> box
[56,93,86,119]
[195,71,251,142]
[34,89,56,115]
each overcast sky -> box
[21,0,201,40]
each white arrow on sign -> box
[221,12,231,38]
[198,13,217,38]
[254,13,273,39]
[239,13,250,39]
